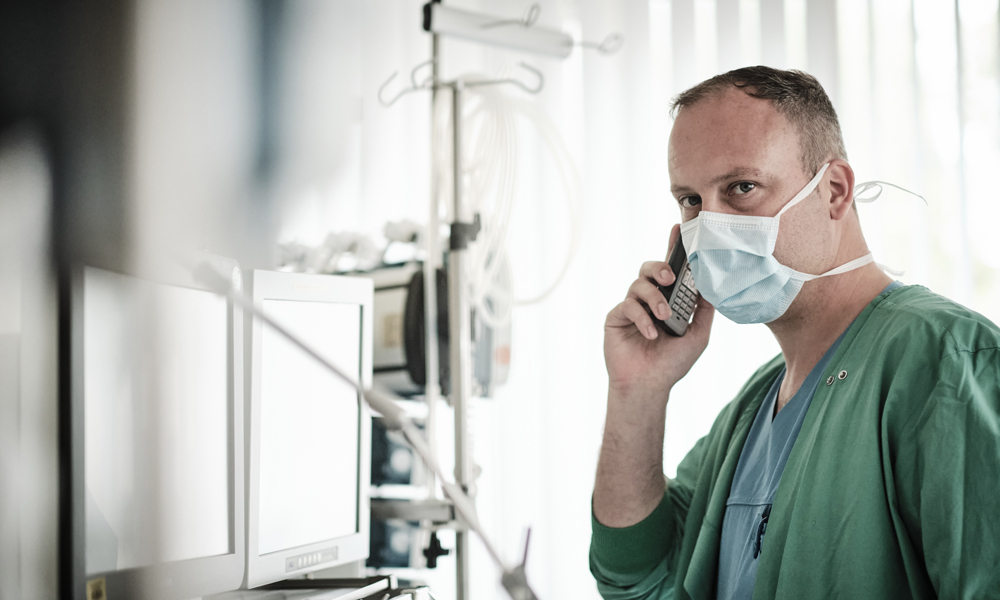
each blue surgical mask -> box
[680,163,874,324]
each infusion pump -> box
[357,262,510,399]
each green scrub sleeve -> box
[590,434,709,597]
[591,491,674,576]
[892,347,1000,598]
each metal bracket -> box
[423,532,451,569]
[449,213,481,250]
[370,498,456,523]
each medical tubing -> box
[470,90,516,326]
[437,80,516,328]
[436,76,580,328]
[508,97,580,305]
[465,87,513,307]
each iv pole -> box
[423,10,442,521]
[421,26,474,598]
[448,78,474,600]
[376,5,621,599]
[379,60,541,600]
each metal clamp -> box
[449,213,482,250]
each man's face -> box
[667,88,832,274]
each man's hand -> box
[603,224,715,396]
[594,224,715,528]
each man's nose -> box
[699,191,727,213]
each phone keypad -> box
[673,265,698,320]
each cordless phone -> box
[655,241,699,337]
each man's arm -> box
[590,225,715,600]
[593,386,669,527]
[590,425,713,600]
[892,347,1000,598]
[594,223,714,527]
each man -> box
[590,66,1000,599]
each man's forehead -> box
[667,88,799,183]
[671,89,788,143]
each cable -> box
[434,72,581,330]
[507,96,580,305]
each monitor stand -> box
[208,576,394,600]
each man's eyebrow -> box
[670,182,694,195]
[670,167,766,195]
[711,167,764,184]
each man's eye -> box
[679,196,701,208]
[733,182,756,195]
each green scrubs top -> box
[591,285,1000,599]
[717,281,902,599]
[716,326,847,600]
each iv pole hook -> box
[378,59,437,107]
[465,62,544,95]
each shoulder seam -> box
[941,345,1000,361]
[893,346,1000,434]
[877,292,998,355]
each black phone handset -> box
[655,240,700,337]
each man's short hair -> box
[670,66,847,175]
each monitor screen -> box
[245,270,372,588]
[84,266,231,571]
[257,299,361,554]
[71,261,245,600]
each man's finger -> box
[638,261,675,287]
[620,297,659,340]
[626,278,673,321]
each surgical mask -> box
[680,163,874,324]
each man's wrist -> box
[608,379,673,407]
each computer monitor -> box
[69,258,245,600]
[243,270,373,588]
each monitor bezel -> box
[244,270,373,589]
[68,258,246,600]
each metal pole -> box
[448,81,474,600]
[424,29,441,501]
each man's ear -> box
[826,159,855,220]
